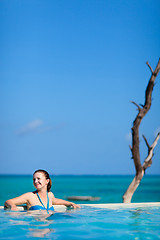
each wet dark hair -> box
[33,169,52,192]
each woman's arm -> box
[4,193,30,211]
[51,193,80,209]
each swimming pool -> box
[0,205,160,239]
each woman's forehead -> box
[33,172,45,178]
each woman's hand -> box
[4,200,19,211]
[10,205,19,211]
[69,202,80,209]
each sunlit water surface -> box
[0,206,160,239]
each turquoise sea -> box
[0,175,160,239]
[0,175,160,205]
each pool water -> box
[0,206,160,239]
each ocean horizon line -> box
[0,173,160,177]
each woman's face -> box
[33,172,49,191]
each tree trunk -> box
[123,59,160,203]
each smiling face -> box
[33,172,49,191]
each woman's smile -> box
[35,183,41,187]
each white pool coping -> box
[80,202,160,209]
[1,202,160,212]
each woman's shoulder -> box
[22,192,36,198]
[21,192,38,202]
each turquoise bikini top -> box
[29,191,54,212]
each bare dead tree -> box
[123,59,160,203]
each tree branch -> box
[131,101,141,111]
[146,61,154,74]
[143,132,160,168]
[142,135,150,149]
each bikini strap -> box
[36,191,49,212]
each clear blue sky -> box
[0,0,160,175]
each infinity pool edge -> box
[1,202,160,211]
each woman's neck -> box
[36,188,48,196]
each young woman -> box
[4,169,80,212]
